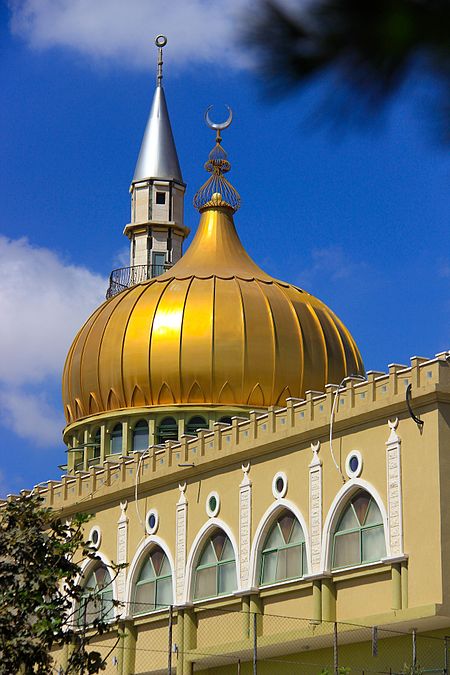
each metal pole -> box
[168,605,173,675]
[333,621,339,675]
[238,658,241,675]
[444,636,449,675]
[412,628,417,669]
[253,611,257,675]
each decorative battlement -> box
[7,352,450,509]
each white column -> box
[116,501,128,607]
[175,482,188,604]
[386,418,404,557]
[239,463,252,589]
[309,441,322,574]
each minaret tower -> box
[124,35,189,277]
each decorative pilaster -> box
[239,463,252,588]
[116,501,128,606]
[386,418,404,557]
[175,483,188,604]
[309,441,322,574]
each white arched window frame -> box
[249,499,311,590]
[184,519,240,604]
[125,536,175,618]
[321,478,390,573]
[75,551,119,626]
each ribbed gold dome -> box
[62,204,364,425]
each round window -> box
[272,472,288,499]
[145,509,159,535]
[89,526,101,549]
[345,451,363,478]
[206,491,220,517]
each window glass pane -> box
[336,504,359,532]
[156,576,173,608]
[276,547,288,580]
[364,499,383,526]
[218,561,237,595]
[160,554,171,577]
[151,548,165,576]
[264,523,283,550]
[362,525,386,562]
[101,590,114,621]
[302,544,308,575]
[261,551,278,584]
[221,537,234,562]
[194,566,216,599]
[279,513,295,544]
[333,531,360,568]
[285,544,303,579]
[157,417,178,443]
[199,540,216,566]
[85,597,100,624]
[290,519,305,544]
[138,559,155,582]
[134,580,156,614]
[133,421,148,452]
[352,491,371,525]
[212,532,226,560]
[95,566,111,589]
[110,424,122,454]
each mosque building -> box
[21,36,450,674]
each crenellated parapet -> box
[7,351,449,510]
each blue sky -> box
[0,1,449,497]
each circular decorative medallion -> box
[206,491,220,517]
[89,526,101,549]
[345,451,363,478]
[145,509,159,535]
[272,471,288,499]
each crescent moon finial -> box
[205,105,233,131]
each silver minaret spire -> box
[113,35,188,294]
[133,35,183,183]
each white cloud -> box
[295,245,368,289]
[8,0,253,70]
[0,235,106,446]
[0,387,63,447]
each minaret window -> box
[332,490,386,569]
[132,420,148,452]
[156,191,166,204]
[157,417,178,444]
[260,510,307,586]
[110,424,123,455]
[78,565,114,626]
[194,530,237,600]
[132,546,173,615]
[186,416,208,436]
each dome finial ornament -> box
[155,34,167,86]
[193,105,240,212]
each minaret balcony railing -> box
[106,263,172,299]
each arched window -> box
[132,420,148,452]
[218,416,232,426]
[78,565,114,625]
[110,423,122,454]
[194,530,237,600]
[332,490,386,570]
[157,417,178,444]
[260,510,307,585]
[132,546,172,615]
[186,416,208,436]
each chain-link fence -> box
[70,604,450,675]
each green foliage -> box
[0,493,123,674]
[320,668,351,674]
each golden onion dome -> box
[62,125,364,425]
